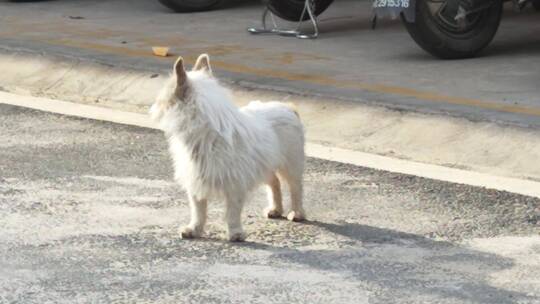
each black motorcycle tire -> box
[533,0,540,10]
[401,0,503,59]
[157,0,225,12]
[265,0,335,22]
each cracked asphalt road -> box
[0,103,539,303]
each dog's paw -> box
[180,226,201,239]
[228,230,247,242]
[287,210,306,222]
[264,207,283,219]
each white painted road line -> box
[0,91,155,129]
[306,144,540,198]
[1,91,539,198]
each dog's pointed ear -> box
[174,56,187,86]
[193,54,212,76]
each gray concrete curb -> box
[1,49,539,184]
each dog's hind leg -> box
[180,196,207,239]
[225,193,247,242]
[264,174,283,219]
[281,169,306,222]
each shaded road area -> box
[0,0,539,126]
[0,104,539,303]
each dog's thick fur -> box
[150,54,305,241]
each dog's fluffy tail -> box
[284,103,300,119]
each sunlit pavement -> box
[1,103,539,303]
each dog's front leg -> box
[180,196,207,239]
[225,193,246,242]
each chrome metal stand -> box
[247,0,319,39]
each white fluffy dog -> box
[150,54,306,242]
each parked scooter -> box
[157,0,226,12]
[262,0,505,59]
[400,0,503,59]
[158,0,538,59]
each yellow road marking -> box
[4,34,540,117]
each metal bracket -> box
[454,0,496,30]
[512,0,529,11]
[247,0,319,39]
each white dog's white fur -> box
[150,54,305,241]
